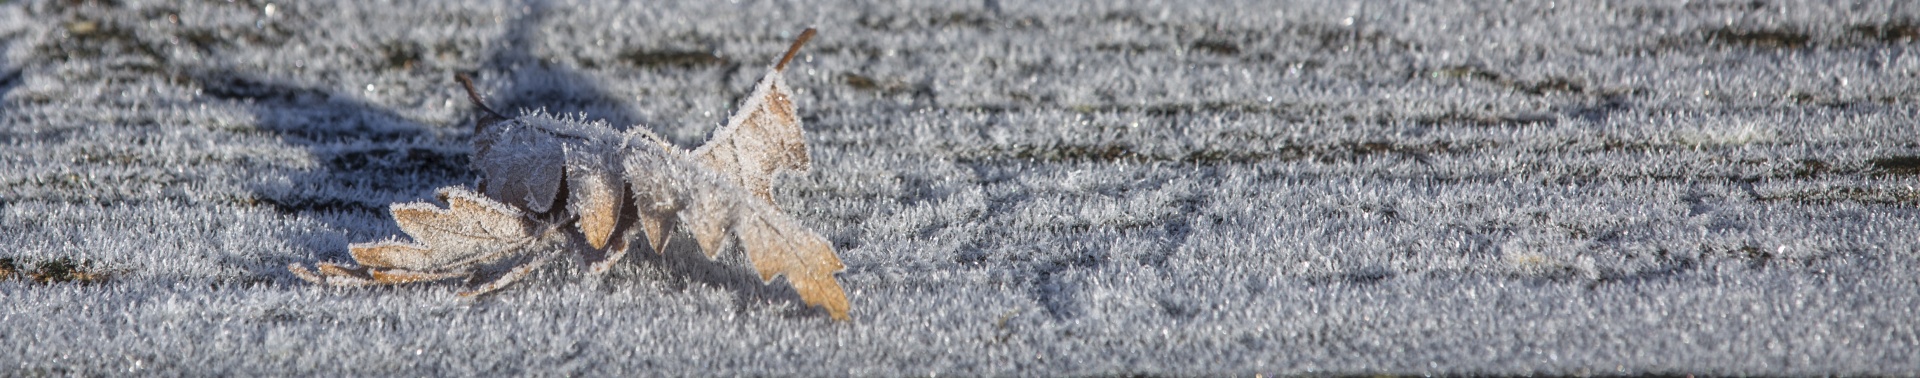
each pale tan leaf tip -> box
[804,277,851,321]
[778,231,850,320]
[564,146,625,250]
[287,263,327,284]
[640,210,673,256]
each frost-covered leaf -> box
[384,187,537,266]
[343,241,436,270]
[291,187,540,287]
[564,140,625,250]
[625,133,851,320]
[694,28,817,203]
[473,121,567,213]
[292,30,848,320]
[736,212,849,320]
[637,205,677,258]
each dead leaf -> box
[738,212,849,320]
[694,28,817,203]
[564,137,626,250]
[291,187,546,290]
[623,130,851,320]
[379,187,538,268]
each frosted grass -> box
[3,0,1918,375]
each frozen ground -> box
[3,0,1919,375]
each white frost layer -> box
[2,0,1918,375]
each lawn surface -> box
[2,0,1918,375]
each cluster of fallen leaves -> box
[0,257,111,284]
[289,29,850,320]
